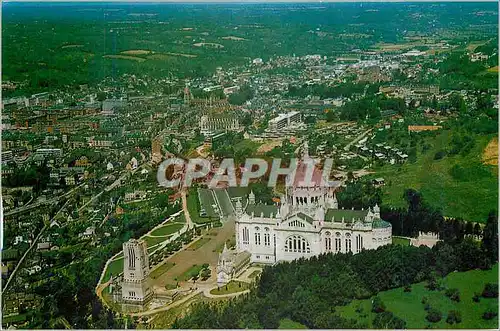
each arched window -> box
[324,231,332,251]
[325,237,332,251]
[288,220,305,228]
[345,233,352,252]
[264,231,270,246]
[242,227,249,245]
[284,235,311,254]
[254,231,261,245]
[356,234,363,253]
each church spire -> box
[248,190,255,205]
[235,197,243,216]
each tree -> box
[249,182,274,205]
[426,271,442,291]
[446,310,462,324]
[201,268,211,280]
[97,92,107,102]
[373,311,406,329]
[482,211,498,263]
[444,288,460,302]
[482,308,498,320]
[426,308,442,323]
[371,296,386,313]
[481,283,498,298]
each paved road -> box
[2,200,69,296]
[181,190,194,229]
[343,128,373,151]
[202,288,250,299]
[4,183,84,217]
[130,289,203,317]
[79,164,146,212]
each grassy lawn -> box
[176,213,186,223]
[187,237,211,250]
[143,235,171,248]
[209,281,250,295]
[150,262,175,280]
[187,188,215,224]
[233,139,262,154]
[213,188,234,216]
[102,258,124,283]
[373,130,498,222]
[213,236,236,253]
[392,236,411,246]
[101,288,122,313]
[177,264,204,282]
[278,318,308,329]
[336,264,499,329]
[2,313,29,324]
[150,223,184,237]
[198,188,220,219]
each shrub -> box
[482,308,498,320]
[371,296,386,313]
[421,296,428,305]
[482,283,498,298]
[433,150,446,160]
[446,310,462,324]
[472,293,481,302]
[404,285,412,292]
[426,272,442,291]
[426,308,442,323]
[445,288,460,302]
[372,311,406,329]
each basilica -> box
[234,179,392,264]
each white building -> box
[267,111,302,132]
[235,182,392,265]
[216,243,251,285]
[252,58,263,65]
[121,239,153,304]
[200,114,240,136]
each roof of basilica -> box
[325,209,369,222]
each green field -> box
[143,235,171,248]
[187,237,211,250]
[213,189,234,216]
[177,264,205,282]
[209,281,250,295]
[150,223,184,237]
[150,262,175,280]
[278,318,308,329]
[102,258,124,283]
[187,188,217,224]
[374,130,498,222]
[392,236,411,246]
[198,188,220,219]
[336,264,499,329]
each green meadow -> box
[336,264,499,329]
[373,130,497,222]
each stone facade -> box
[235,186,392,265]
[121,239,153,304]
[216,243,251,285]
